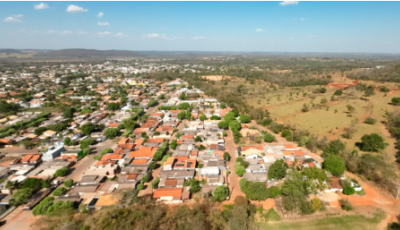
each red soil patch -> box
[326,80,359,90]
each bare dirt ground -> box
[1,209,40,230]
[201,75,232,81]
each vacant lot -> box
[258,212,385,230]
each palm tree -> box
[5,180,20,195]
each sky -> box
[1,1,400,53]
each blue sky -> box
[1,1,400,53]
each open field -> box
[258,212,385,230]
[201,75,232,81]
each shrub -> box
[392,97,400,105]
[364,117,377,125]
[263,133,275,142]
[311,198,322,211]
[360,133,387,152]
[53,187,67,196]
[268,159,288,180]
[334,90,343,96]
[9,188,33,206]
[235,164,246,177]
[137,183,144,190]
[343,186,355,195]
[64,179,74,188]
[54,167,69,177]
[239,178,269,201]
[214,185,229,202]
[323,155,346,177]
[263,208,281,222]
[340,198,353,211]
[267,186,281,198]
[101,148,113,155]
[151,177,160,189]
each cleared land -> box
[258,212,385,230]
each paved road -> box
[64,140,117,181]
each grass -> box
[356,189,366,196]
[258,211,385,230]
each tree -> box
[323,155,346,177]
[263,133,275,143]
[199,114,206,121]
[311,198,322,211]
[151,177,160,189]
[301,103,309,112]
[392,97,400,105]
[334,90,343,96]
[63,107,75,119]
[360,133,387,152]
[81,122,95,136]
[107,102,120,111]
[194,136,202,142]
[80,138,94,149]
[220,102,226,109]
[55,167,69,177]
[218,121,229,129]
[268,160,288,180]
[323,139,346,156]
[170,139,178,150]
[223,152,231,161]
[104,128,118,139]
[224,112,236,123]
[239,179,269,201]
[10,188,32,206]
[53,187,67,196]
[364,117,377,125]
[343,186,355,195]
[210,115,221,120]
[235,164,246,177]
[214,186,229,202]
[64,137,72,146]
[122,119,136,130]
[229,120,241,131]
[5,181,20,195]
[340,198,353,211]
[101,148,113,155]
[35,127,48,136]
[147,99,158,107]
[347,105,355,115]
[239,114,251,123]
[64,179,74,188]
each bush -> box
[263,133,275,142]
[218,121,229,130]
[239,178,269,201]
[151,177,160,189]
[343,186,355,195]
[268,160,288,180]
[263,208,281,222]
[223,152,231,161]
[360,133,387,152]
[392,97,400,105]
[311,198,322,211]
[101,148,113,155]
[64,179,74,188]
[104,128,118,139]
[313,88,327,94]
[53,187,67,196]
[9,188,32,206]
[137,183,144,190]
[239,114,251,123]
[323,155,346,177]
[214,185,229,202]
[340,198,353,211]
[334,90,343,96]
[54,167,69,177]
[235,164,246,177]
[267,186,281,198]
[364,117,377,125]
[80,138,95,149]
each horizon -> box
[1,1,400,53]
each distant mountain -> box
[37,49,140,58]
[0,49,22,54]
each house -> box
[153,187,190,204]
[129,147,158,159]
[200,167,220,177]
[42,145,65,161]
[78,175,105,186]
[20,154,41,165]
[82,163,120,178]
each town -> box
[0,60,372,230]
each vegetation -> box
[54,167,69,177]
[267,160,288,180]
[323,155,346,177]
[32,197,74,216]
[360,133,387,152]
[213,185,229,202]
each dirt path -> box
[223,130,245,203]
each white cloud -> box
[98,12,104,18]
[62,30,73,35]
[115,32,124,37]
[255,28,263,32]
[66,5,88,13]
[300,18,305,21]
[45,30,57,34]
[4,14,23,23]
[193,36,205,40]
[279,1,299,6]
[308,35,317,38]
[76,31,88,35]
[34,3,49,10]
[98,31,111,36]
[98,22,110,26]
[146,33,161,38]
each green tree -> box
[323,155,346,177]
[104,128,118,139]
[218,121,229,129]
[239,114,251,123]
[80,138,94,149]
[224,112,236,123]
[53,187,67,196]
[223,152,231,161]
[55,167,69,177]
[360,133,387,152]
[263,133,275,142]
[220,102,226,109]
[64,137,72,146]
[107,102,120,111]
[235,164,246,177]
[199,114,206,121]
[334,90,343,96]
[170,139,178,150]
[10,188,32,206]
[63,107,75,119]
[229,120,241,131]
[214,186,229,202]
[80,122,95,136]
[268,160,288,180]
[392,97,400,105]
[64,179,74,188]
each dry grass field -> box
[206,71,400,160]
